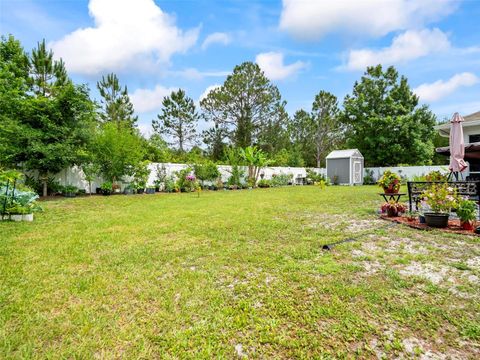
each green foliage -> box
[131,160,151,190]
[64,184,78,194]
[153,89,199,152]
[175,167,198,192]
[100,181,113,191]
[257,179,272,188]
[363,169,375,185]
[270,173,293,187]
[145,134,173,163]
[306,169,325,184]
[422,183,459,213]
[377,170,401,192]
[93,122,145,182]
[200,62,285,148]
[194,161,220,184]
[342,65,436,166]
[30,39,70,97]
[425,170,448,182]
[239,146,271,184]
[456,199,477,222]
[97,73,137,128]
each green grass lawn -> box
[1,186,479,358]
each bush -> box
[194,161,220,185]
[306,169,324,184]
[425,170,448,182]
[363,169,375,185]
[257,179,271,188]
[270,173,293,187]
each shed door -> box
[353,160,362,183]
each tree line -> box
[0,34,443,196]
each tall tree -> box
[0,35,30,168]
[152,89,198,152]
[342,65,436,166]
[1,37,96,196]
[202,123,227,161]
[97,73,137,128]
[311,91,343,167]
[7,83,96,196]
[30,39,69,97]
[201,62,284,148]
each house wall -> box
[463,125,480,143]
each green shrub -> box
[257,179,271,188]
[271,173,293,187]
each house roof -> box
[434,110,480,136]
[326,149,363,159]
[464,111,480,122]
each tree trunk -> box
[42,179,48,197]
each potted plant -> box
[63,184,78,198]
[404,210,417,222]
[146,185,156,194]
[123,184,134,195]
[101,181,113,196]
[378,170,401,194]
[422,183,458,228]
[381,201,406,217]
[456,198,477,230]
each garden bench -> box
[407,181,480,218]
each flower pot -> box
[419,215,426,224]
[102,190,112,196]
[137,188,145,194]
[10,214,23,222]
[123,188,134,195]
[146,188,155,194]
[64,192,77,198]
[384,185,399,194]
[461,220,475,231]
[386,207,398,217]
[424,212,449,228]
[22,213,33,222]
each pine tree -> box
[97,73,137,128]
[153,89,199,152]
[30,39,69,96]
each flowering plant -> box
[381,201,406,216]
[422,183,459,213]
[378,170,401,193]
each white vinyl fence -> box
[49,164,325,193]
[46,163,451,194]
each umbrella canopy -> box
[449,112,468,172]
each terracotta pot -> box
[384,185,399,194]
[461,220,475,231]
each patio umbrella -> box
[449,112,468,175]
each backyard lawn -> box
[1,186,479,358]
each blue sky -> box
[1,0,480,136]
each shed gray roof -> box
[326,149,363,159]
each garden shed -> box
[326,149,364,185]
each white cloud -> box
[201,32,231,50]
[414,73,479,102]
[50,0,199,74]
[344,28,450,71]
[279,0,458,40]
[198,84,221,103]
[255,52,307,80]
[130,85,178,113]
[171,68,230,80]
